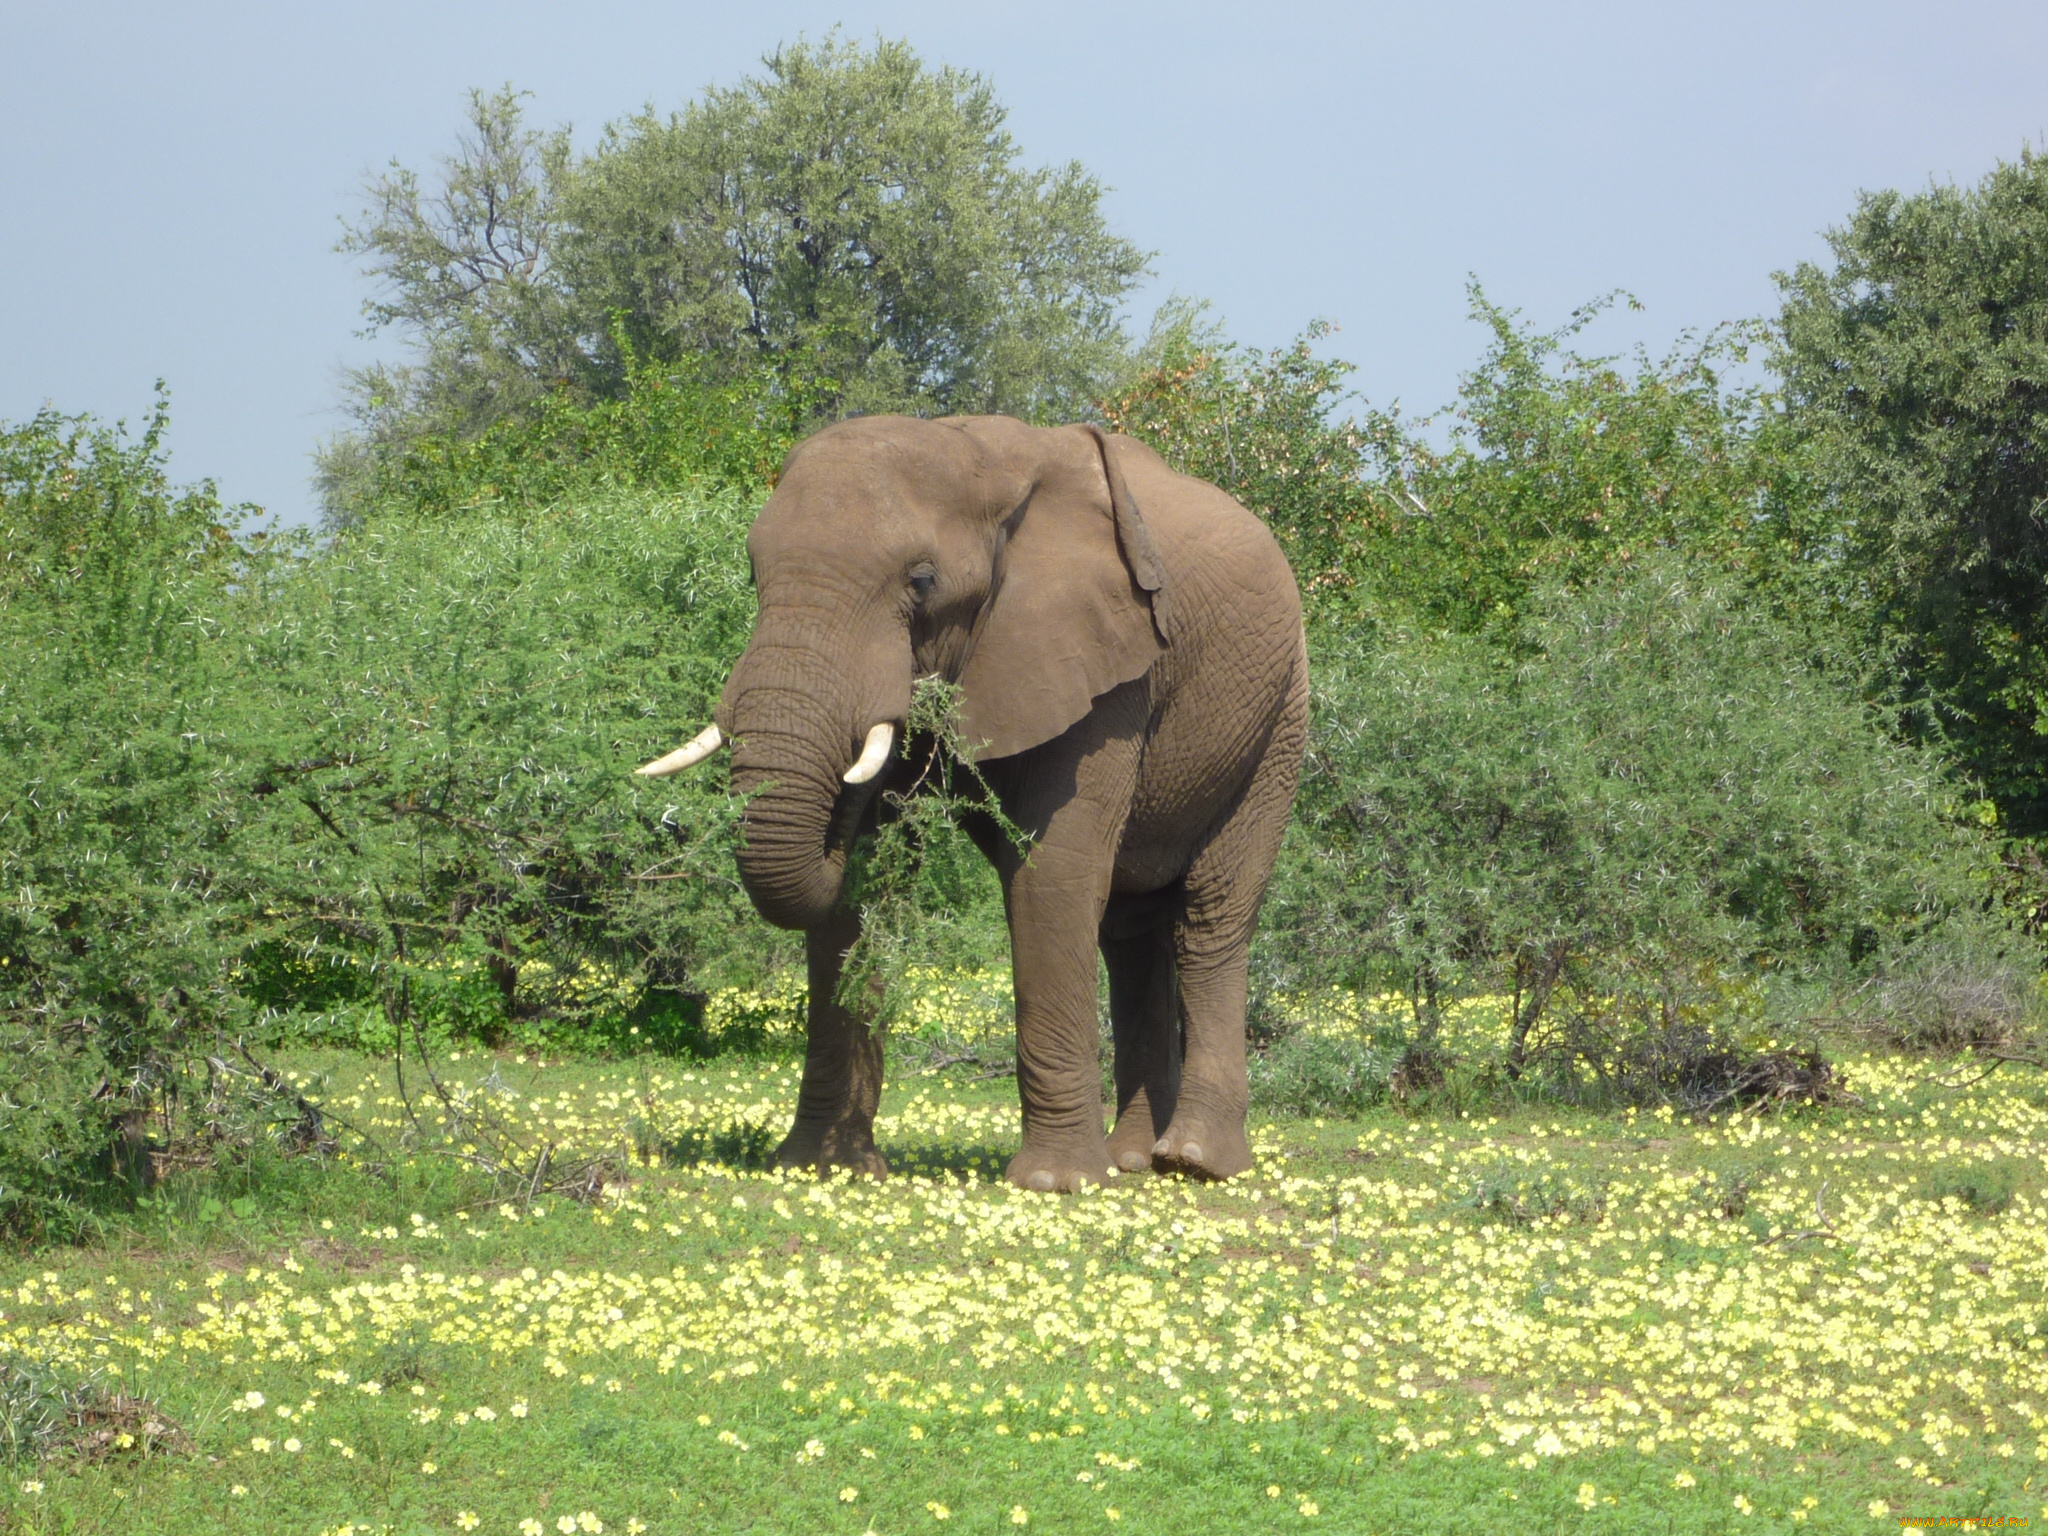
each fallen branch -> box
[1759,1179,1851,1247]
[1916,1047,2048,1091]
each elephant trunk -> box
[725,675,867,932]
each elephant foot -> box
[1105,1116,1162,1175]
[771,1121,889,1179]
[1152,1113,1253,1181]
[1006,1135,1116,1194]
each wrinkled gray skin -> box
[697,415,1305,1190]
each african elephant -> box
[639,415,1306,1190]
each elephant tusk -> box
[636,723,724,777]
[842,722,895,784]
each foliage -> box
[0,1361,186,1466]
[1246,1030,1395,1118]
[1379,290,1822,639]
[1848,930,2047,1055]
[222,490,777,1057]
[0,1023,119,1242]
[834,678,1017,1028]
[2,393,786,1219]
[1099,290,1827,646]
[1270,557,2004,1093]
[0,386,250,601]
[334,86,581,443]
[1777,149,2048,834]
[0,392,265,1232]
[320,337,805,522]
[561,34,1148,420]
[325,37,1148,518]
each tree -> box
[561,34,1148,420]
[1386,289,1818,642]
[322,37,1149,519]
[1099,291,1820,642]
[1778,150,2048,834]
[335,88,579,428]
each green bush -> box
[1268,556,2009,1090]
[323,346,803,523]
[0,392,263,1228]
[2,391,791,1220]
[1247,1031,1396,1119]
[1374,290,1820,639]
[0,1023,121,1241]
[1850,930,2047,1054]
[224,489,782,1048]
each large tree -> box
[1777,151,2048,833]
[560,34,1148,419]
[323,37,1148,517]
[334,87,579,433]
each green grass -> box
[0,1044,2042,1534]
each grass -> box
[0,1018,2043,1534]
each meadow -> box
[0,985,2041,1535]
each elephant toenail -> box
[1119,1150,1149,1171]
[1179,1142,1203,1164]
[1152,1137,1172,1156]
[1029,1170,1056,1192]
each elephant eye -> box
[909,569,936,602]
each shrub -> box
[1778,150,2048,832]
[1460,1168,1608,1227]
[1247,1031,1395,1119]
[323,346,803,523]
[0,1362,188,1464]
[0,1023,121,1241]
[224,489,784,1050]
[1852,931,2046,1054]
[1270,556,2012,1096]
[2,391,797,1220]
[0,392,262,1225]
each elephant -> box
[639,414,1306,1190]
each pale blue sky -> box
[4,1,2045,525]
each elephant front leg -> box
[772,906,888,1177]
[980,683,1146,1192]
[1005,838,1119,1191]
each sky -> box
[4,1,2046,527]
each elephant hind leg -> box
[1101,894,1182,1174]
[1154,674,1309,1182]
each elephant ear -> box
[954,423,1168,761]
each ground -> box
[0,1009,2042,1535]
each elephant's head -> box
[639,415,1170,930]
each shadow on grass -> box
[649,1124,1015,1184]
[880,1141,1016,1182]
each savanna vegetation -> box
[2,32,2044,1534]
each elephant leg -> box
[1154,679,1309,1182]
[984,682,1147,1193]
[1101,894,1181,1174]
[771,905,888,1177]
